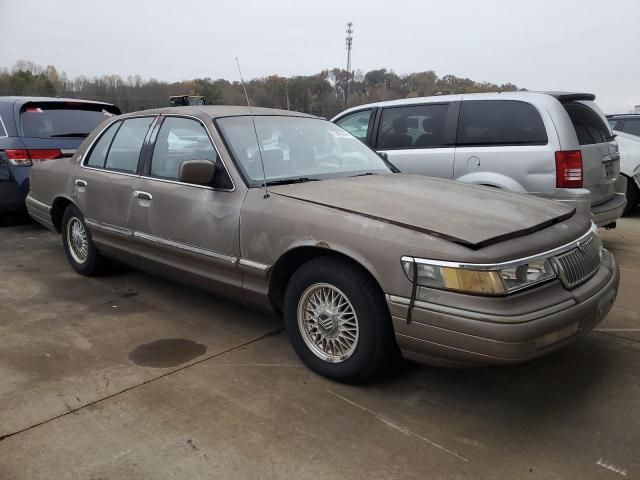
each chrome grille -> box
[552,236,601,289]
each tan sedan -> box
[26,106,619,382]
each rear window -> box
[457,100,548,146]
[20,102,120,139]
[563,102,612,145]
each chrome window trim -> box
[0,114,7,138]
[133,231,237,264]
[401,223,598,271]
[80,114,154,168]
[238,258,270,271]
[80,114,236,192]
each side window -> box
[607,119,620,131]
[458,100,547,146]
[104,117,154,173]
[85,121,121,168]
[621,119,640,137]
[0,115,7,137]
[335,110,372,141]
[377,104,449,149]
[150,117,231,188]
[563,102,611,145]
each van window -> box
[563,102,612,145]
[378,104,449,149]
[86,121,121,168]
[621,118,640,137]
[335,109,372,141]
[0,115,6,137]
[457,100,547,146]
[104,117,154,173]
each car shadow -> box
[0,212,34,227]
[364,334,617,430]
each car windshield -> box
[216,116,394,186]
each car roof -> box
[0,96,117,107]
[118,105,319,119]
[333,91,597,119]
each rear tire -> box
[283,256,395,383]
[61,205,105,276]
[624,177,638,215]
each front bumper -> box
[387,250,619,367]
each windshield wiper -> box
[349,172,378,177]
[265,177,321,186]
[50,133,89,138]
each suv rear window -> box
[457,100,547,146]
[20,102,120,139]
[563,102,612,145]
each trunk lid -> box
[269,174,575,249]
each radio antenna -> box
[235,57,269,199]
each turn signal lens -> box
[401,260,506,296]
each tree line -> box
[0,60,520,118]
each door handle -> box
[75,179,87,188]
[133,190,153,201]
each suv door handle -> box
[133,190,153,201]
[75,179,87,187]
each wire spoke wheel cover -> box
[67,217,89,264]
[297,283,359,363]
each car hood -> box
[268,174,575,249]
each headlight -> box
[499,258,555,293]
[401,257,557,296]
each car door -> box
[453,99,553,193]
[76,116,156,246]
[127,115,243,296]
[373,103,457,179]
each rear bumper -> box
[387,250,619,367]
[591,193,627,226]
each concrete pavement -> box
[0,215,639,479]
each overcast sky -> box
[1,0,639,112]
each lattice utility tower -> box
[345,22,353,108]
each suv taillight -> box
[5,149,62,166]
[555,150,583,188]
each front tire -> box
[61,205,105,276]
[283,256,395,383]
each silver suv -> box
[333,92,626,227]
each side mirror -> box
[179,160,216,185]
